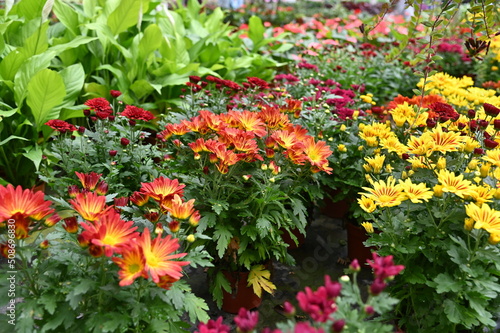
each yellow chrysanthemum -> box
[467,185,494,206]
[460,136,480,153]
[361,177,406,208]
[364,154,386,174]
[437,169,475,198]
[426,126,464,153]
[465,203,500,244]
[398,179,434,203]
[407,135,434,156]
[361,222,374,233]
[379,136,407,155]
[357,195,376,213]
[483,149,500,167]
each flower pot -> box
[221,270,262,314]
[346,223,375,263]
[320,188,351,219]
[280,227,306,250]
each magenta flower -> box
[195,317,229,333]
[234,308,259,332]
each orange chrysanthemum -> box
[199,110,225,132]
[75,171,102,191]
[301,137,333,174]
[80,210,139,257]
[228,110,268,137]
[165,194,196,220]
[113,244,146,286]
[140,177,185,207]
[258,105,290,129]
[137,228,189,283]
[272,130,302,150]
[70,192,109,221]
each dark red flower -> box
[484,138,499,149]
[109,150,118,157]
[120,138,130,146]
[369,278,386,296]
[332,319,346,332]
[483,103,500,117]
[494,120,500,130]
[110,90,122,98]
[120,105,155,122]
[189,75,201,84]
[247,77,270,89]
[84,98,113,119]
[45,119,77,133]
[428,102,459,122]
[474,148,485,155]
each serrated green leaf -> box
[184,293,209,323]
[38,294,57,315]
[248,264,276,297]
[212,271,231,308]
[213,227,232,258]
[431,273,461,293]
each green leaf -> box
[248,16,265,51]
[107,0,144,35]
[139,24,163,60]
[72,278,96,295]
[53,0,79,36]
[0,135,28,146]
[256,217,270,237]
[26,69,66,128]
[58,63,85,109]
[184,293,209,323]
[0,49,29,81]
[212,271,231,308]
[430,273,461,293]
[23,21,49,57]
[213,227,232,258]
[22,145,43,171]
[38,294,57,315]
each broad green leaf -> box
[107,0,144,35]
[248,264,276,297]
[130,79,158,100]
[248,16,265,51]
[26,69,66,128]
[0,109,18,119]
[22,145,43,171]
[11,0,47,20]
[58,64,85,109]
[0,49,29,82]
[53,0,79,36]
[14,50,56,104]
[84,82,108,99]
[0,135,29,146]
[138,24,163,60]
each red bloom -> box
[110,90,122,98]
[428,102,459,122]
[234,308,259,333]
[84,98,113,119]
[483,103,500,117]
[484,138,499,149]
[120,105,155,122]
[45,119,77,133]
[195,317,230,333]
[247,77,270,89]
[367,252,404,281]
[120,137,130,146]
[75,172,102,191]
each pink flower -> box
[234,308,259,333]
[195,317,230,333]
[367,253,404,281]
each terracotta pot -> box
[221,270,262,314]
[280,227,306,250]
[320,188,352,219]
[346,223,375,263]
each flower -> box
[234,308,259,333]
[0,185,56,238]
[84,97,113,119]
[367,252,405,281]
[45,119,77,133]
[69,192,109,221]
[112,243,146,286]
[361,222,374,233]
[398,179,434,203]
[437,169,474,198]
[465,203,500,244]
[195,317,230,333]
[361,177,406,207]
[75,171,102,191]
[137,228,189,283]
[120,105,155,121]
[164,194,196,220]
[80,210,139,257]
[140,177,185,207]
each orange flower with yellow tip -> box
[228,110,268,137]
[465,203,500,244]
[398,179,434,203]
[165,194,196,220]
[182,116,209,134]
[70,192,109,222]
[75,171,102,191]
[137,228,189,283]
[361,177,406,208]
[199,110,225,132]
[140,177,185,207]
[301,137,333,174]
[357,196,376,213]
[258,105,290,129]
[112,244,146,286]
[437,169,475,198]
[272,129,302,150]
[80,210,139,257]
[0,185,55,232]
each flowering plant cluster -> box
[195,253,404,333]
[356,73,500,331]
[40,93,162,198]
[0,174,212,332]
[156,80,332,305]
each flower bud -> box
[88,244,104,257]
[349,259,361,272]
[436,157,446,170]
[186,234,195,242]
[361,222,374,233]
[120,137,130,146]
[77,234,89,248]
[144,211,160,223]
[168,220,180,233]
[110,90,122,98]
[63,217,79,233]
[155,222,164,235]
[433,184,444,197]
[484,138,499,149]
[332,319,346,332]
[365,305,375,316]
[337,144,347,152]
[369,279,386,295]
[109,150,118,157]
[282,301,296,317]
[480,163,491,178]
[68,185,80,198]
[468,159,478,170]
[464,217,475,231]
[40,240,49,249]
[261,164,268,170]
[95,181,109,196]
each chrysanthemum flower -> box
[199,110,225,132]
[437,169,475,198]
[165,194,196,220]
[0,185,55,238]
[407,135,434,156]
[258,105,290,129]
[140,177,185,207]
[75,171,102,191]
[361,177,406,207]
[80,210,139,257]
[84,97,113,119]
[301,137,333,174]
[137,228,189,283]
[467,185,494,205]
[379,136,407,155]
[120,105,155,121]
[69,192,109,221]
[482,149,500,167]
[45,119,77,133]
[228,110,267,137]
[357,195,377,213]
[465,203,500,243]
[272,130,302,150]
[364,154,386,174]
[398,179,434,203]
[426,126,464,153]
[113,244,146,286]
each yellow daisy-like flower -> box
[357,195,376,213]
[359,122,393,141]
[483,149,500,167]
[360,222,374,234]
[364,154,386,174]
[467,185,494,206]
[437,169,474,198]
[379,136,407,155]
[398,179,434,203]
[465,203,500,244]
[460,136,480,153]
[407,135,434,156]
[407,156,432,170]
[426,126,464,154]
[361,177,406,208]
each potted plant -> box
[155,90,333,311]
[357,93,500,331]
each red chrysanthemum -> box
[84,98,113,119]
[120,105,155,122]
[45,119,77,133]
